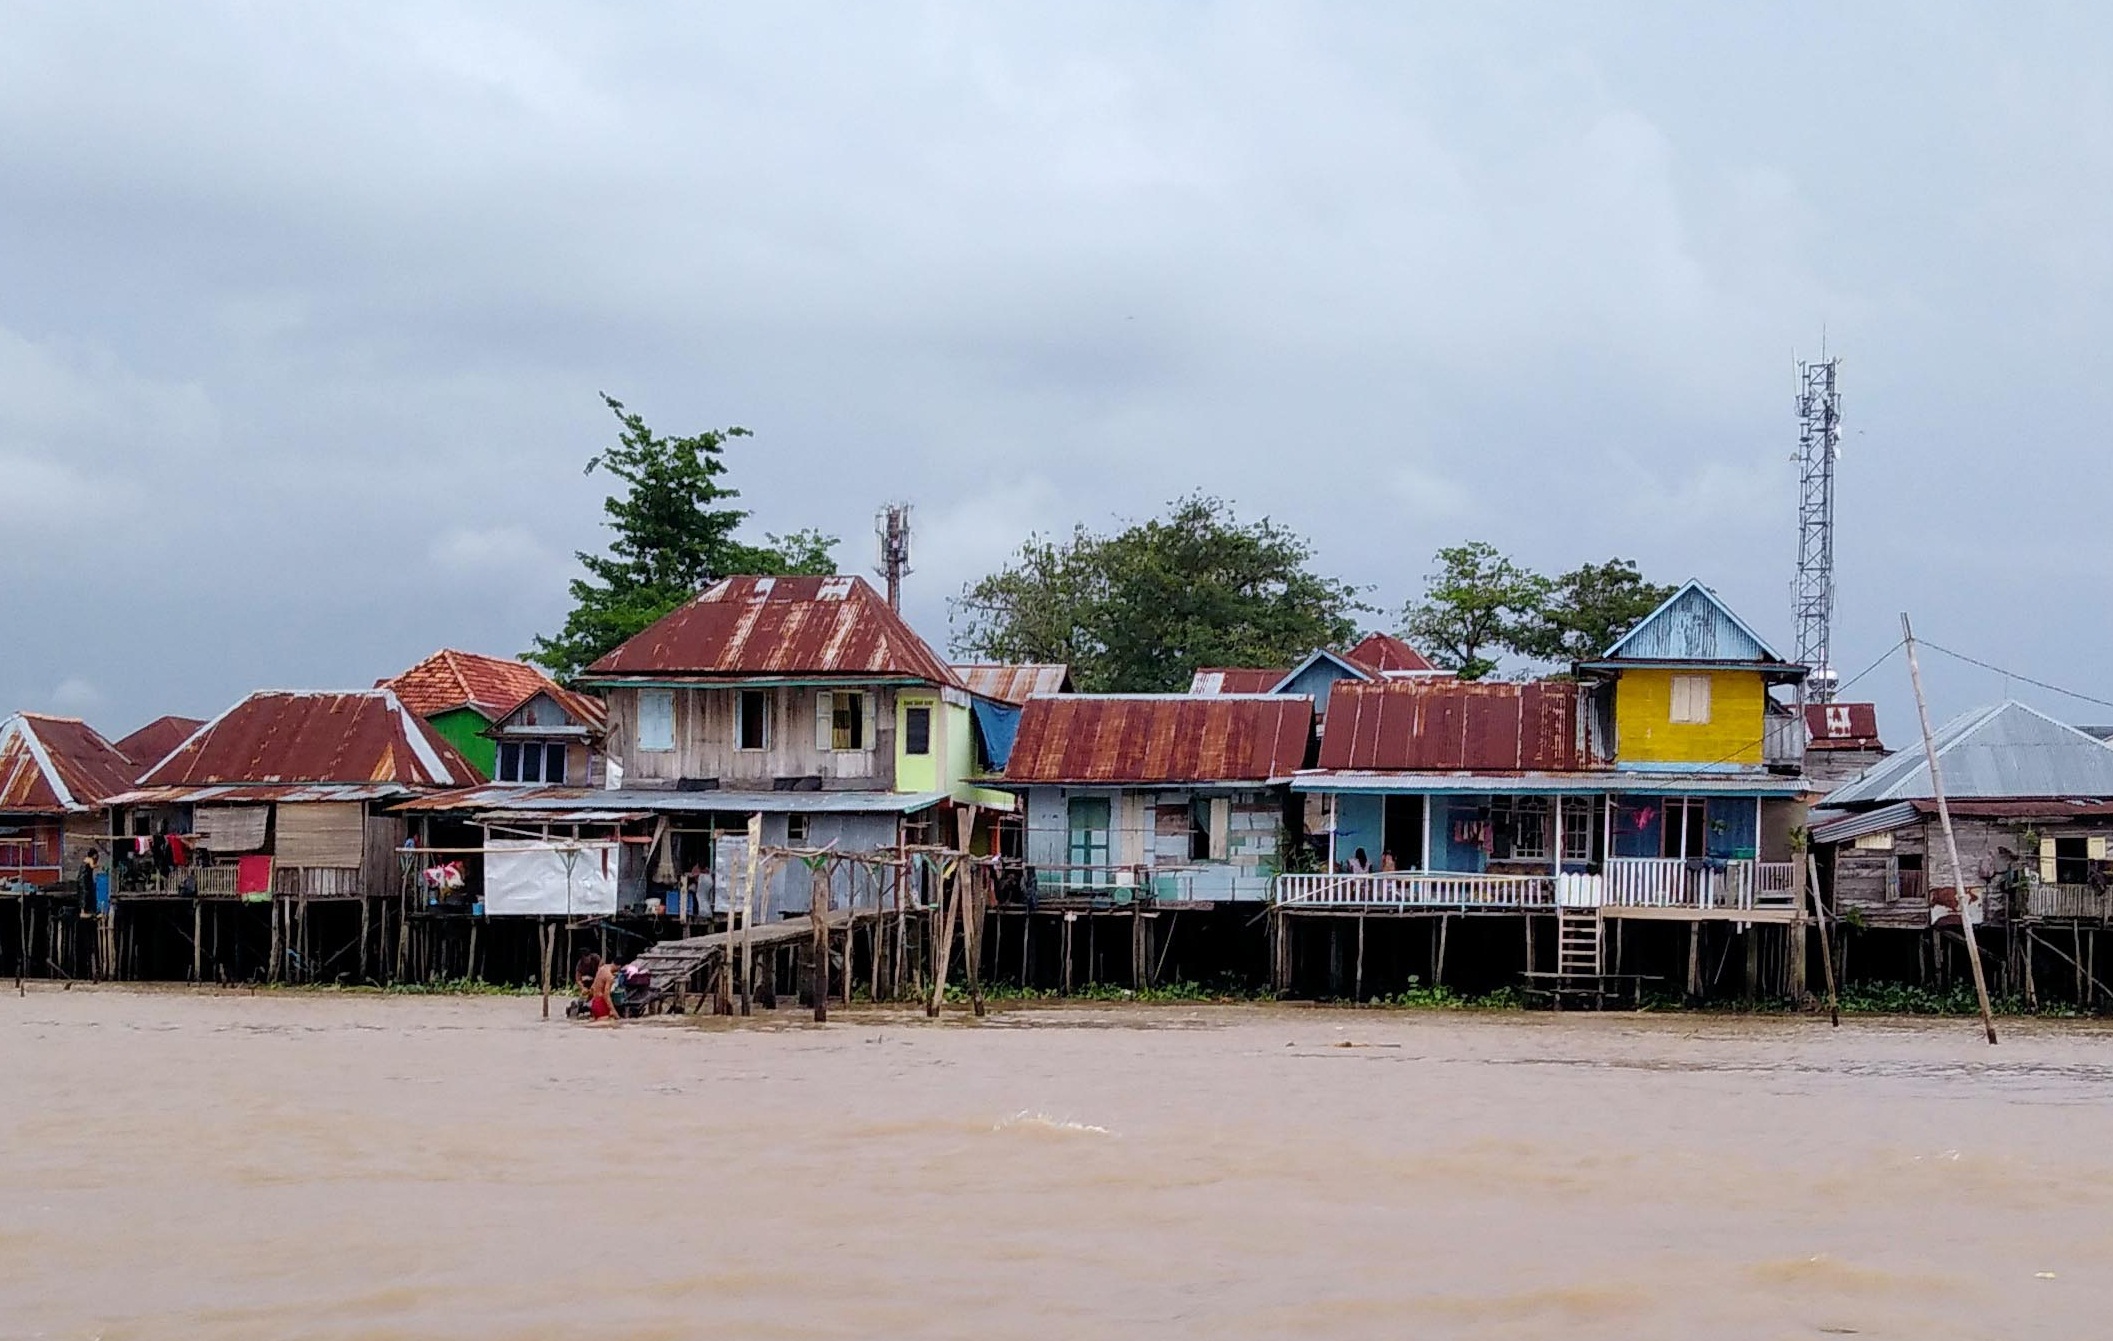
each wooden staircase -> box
[1557,909,1603,979]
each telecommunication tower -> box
[1792,356,1842,701]
[875,502,913,611]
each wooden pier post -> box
[1354,913,1365,1003]
[2024,925,2038,1010]
[1131,902,1145,991]
[1434,914,1450,989]
[539,917,553,1019]
[1060,911,1074,997]
[192,899,203,984]
[1686,922,1701,1000]
[811,863,831,1024]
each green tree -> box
[951,494,1363,692]
[527,395,838,679]
[1512,558,1676,664]
[1399,542,1550,681]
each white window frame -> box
[815,690,870,753]
[1669,674,1712,725]
[1561,802,1592,863]
[636,688,675,752]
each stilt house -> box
[0,713,140,891]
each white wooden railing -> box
[1274,860,1796,914]
[1272,872,1557,911]
[1600,858,1796,912]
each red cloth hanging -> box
[236,854,274,897]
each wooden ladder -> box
[1557,909,1603,978]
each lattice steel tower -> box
[1793,356,1842,701]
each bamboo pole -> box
[1809,855,1839,1026]
[741,814,761,1016]
[1902,612,1998,1044]
[926,857,959,1017]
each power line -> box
[1918,638,2113,715]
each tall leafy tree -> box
[528,395,838,678]
[952,494,1363,692]
[1512,558,1676,664]
[1399,542,1550,681]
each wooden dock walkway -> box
[627,908,859,983]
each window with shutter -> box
[636,689,675,752]
[815,691,835,752]
[1669,674,1712,724]
[832,693,865,751]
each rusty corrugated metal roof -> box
[952,664,1073,705]
[1188,668,1289,695]
[1318,680,1584,772]
[586,576,962,687]
[107,782,414,806]
[1804,702,1883,750]
[381,649,604,726]
[1343,632,1437,674]
[1003,695,1313,784]
[113,715,206,770]
[139,691,473,790]
[0,714,140,813]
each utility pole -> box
[875,503,912,612]
[1793,355,1843,701]
[1901,612,1998,1045]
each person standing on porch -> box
[1347,848,1370,874]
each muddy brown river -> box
[4,988,2110,1338]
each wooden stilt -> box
[1434,914,1450,988]
[467,919,480,984]
[1060,912,1074,997]
[539,918,553,1019]
[1131,902,1145,990]
[2024,924,2038,1010]
[811,863,831,1024]
[1808,855,1839,1026]
[1354,913,1365,1003]
[1745,925,1760,1004]
[1523,914,1535,977]
[358,898,370,983]
[1686,922,1701,999]
[192,899,203,984]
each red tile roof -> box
[0,714,141,813]
[953,663,1073,705]
[1804,702,1883,751]
[587,576,962,686]
[383,650,564,722]
[113,715,206,769]
[139,692,473,790]
[1004,695,1313,784]
[1318,680,1584,772]
[1343,632,1438,675]
[1188,668,1289,694]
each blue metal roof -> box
[1601,580,1787,664]
[1822,700,2113,806]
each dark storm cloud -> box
[5,2,2112,735]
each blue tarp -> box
[971,697,1022,772]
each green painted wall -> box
[428,707,496,780]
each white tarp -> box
[484,838,619,916]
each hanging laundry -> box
[236,854,274,899]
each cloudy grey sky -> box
[6,2,2111,739]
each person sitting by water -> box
[589,959,618,1022]
[574,951,601,997]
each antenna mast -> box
[875,502,913,612]
[1793,355,1842,701]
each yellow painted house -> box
[1578,581,1807,774]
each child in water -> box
[589,959,618,1022]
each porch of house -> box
[1272,858,1800,921]
[1283,786,1802,923]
